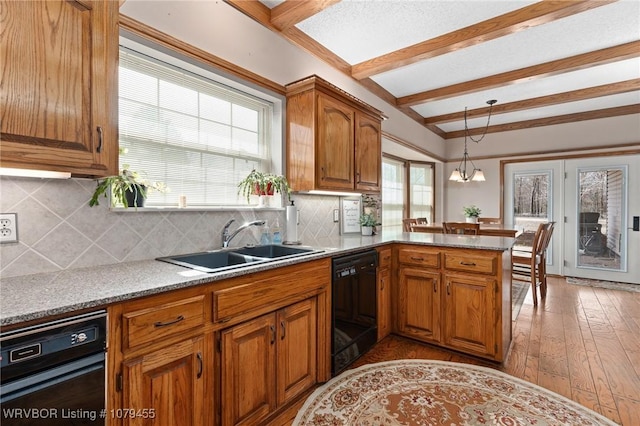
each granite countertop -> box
[0,230,514,327]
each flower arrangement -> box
[89,149,167,208]
[463,205,482,218]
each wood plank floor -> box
[272,277,640,425]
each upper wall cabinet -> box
[0,0,119,177]
[286,76,384,193]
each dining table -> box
[411,222,518,238]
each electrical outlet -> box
[0,213,18,243]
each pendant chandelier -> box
[449,99,497,183]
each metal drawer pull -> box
[196,352,203,379]
[153,315,185,328]
[460,261,476,266]
[96,126,103,153]
[281,321,286,340]
[410,256,424,261]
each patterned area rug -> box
[293,360,616,425]
[566,277,640,293]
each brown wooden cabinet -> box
[0,0,119,177]
[220,298,317,426]
[394,245,511,361]
[377,247,392,341]
[286,75,383,193]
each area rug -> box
[566,276,640,293]
[512,280,529,320]
[293,360,616,425]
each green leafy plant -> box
[359,213,378,227]
[238,169,291,203]
[89,150,167,208]
[463,205,482,218]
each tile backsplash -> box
[0,176,341,278]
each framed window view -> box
[340,197,362,234]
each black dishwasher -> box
[0,310,107,425]
[331,249,378,376]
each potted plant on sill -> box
[89,161,167,209]
[359,213,378,236]
[238,169,291,207]
[463,205,482,223]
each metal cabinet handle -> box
[433,279,437,293]
[270,325,275,344]
[460,261,476,266]
[380,277,385,291]
[356,171,361,183]
[410,256,424,261]
[153,315,184,328]
[196,352,203,379]
[446,282,450,296]
[321,167,326,180]
[96,126,103,153]
[281,321,286,340]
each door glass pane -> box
[512,172,551,250]
[577,168,625,271]
[409,163,433,223]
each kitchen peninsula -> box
[1,231,513,426]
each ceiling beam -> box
[444,104,640,138]
[425,79,640,125]
[351,0,614,80]
[271,0,341,30]
[397,40,640,107]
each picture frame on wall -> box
[340,197,361,234]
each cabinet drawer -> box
[122,295,205,350]
[397,247,440,268]
[378,247,392,269]
[444,252,497,275]
[213,262,329,322]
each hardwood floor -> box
[271,276,640,425]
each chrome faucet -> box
[221,219,266,248]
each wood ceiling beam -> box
[398,40,640,107]
[271,0,341,30]
[352,0,614,80]
[425,79,640,125]
[444,104,640,139]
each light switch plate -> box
[0,213,18,243]
[333,209,339,222]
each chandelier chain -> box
[464,102,495,144]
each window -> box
[382,156,435,227]
[118,46,278,207]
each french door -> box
[505,154,640,284]
[563,155,639,284]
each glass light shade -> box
[472,169,486,181]
[449,169,462,181]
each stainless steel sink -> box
[156,245,322,273]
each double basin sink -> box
[157,245,323,273]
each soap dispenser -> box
[260,221,271,245]
[272,218,282,244]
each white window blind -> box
[118,47,273,207]
[382,157,405,227]
[410,163,434,223]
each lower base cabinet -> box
[121,334,213,426]
[220,298,317,426]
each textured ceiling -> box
[243,0,640,140]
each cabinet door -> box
[276,299,317,407]
[397,267,441,343]
[316,94,354,190]
[122,336,207,426]
[221,314,276,426]
[0,0,118,177]
[443,274,497,358]
[355,113,382,192]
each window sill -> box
[110,206,285,213]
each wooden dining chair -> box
[402,218,418,232]
[512,222,555,306]
[442,222,479,235]
[416,217,428,224]
[478,217,502,224]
